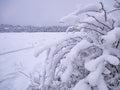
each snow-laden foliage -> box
[28,1,120,90]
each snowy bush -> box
[28,1,120,90]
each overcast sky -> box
[0,0,113,26]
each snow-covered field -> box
[0,33,67,90]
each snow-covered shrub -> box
[28,1,120,90]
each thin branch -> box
[79,27,105,35]
[76,9,101,15]
[78,21,104,30]
[116,39,120,48]
[19,71,30,79]
[100,2,107,21]
[83,10,100,13]
[86,14,112,30]
[111,19,115,30]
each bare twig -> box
[78,21,104,30]
[100,2,107,21]
[79,27,105,35]
[116,39,120,48]
[111,19,115,30]
[82,10,100,13]
[75,9,101,15]
[87,14,112,30]
[19,71,30,79]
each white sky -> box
[0,0,113,26]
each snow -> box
[59,2,120,90]
[0,1,120,90]
[86,62,104,86]
[85,53,119,87]
[0,33,67,90]
[85,56,104,72]
[102,27,120,45]
[61,40,92,82]
[59,3,101,25]
[73,79,91,90]
[104,54,120,65]
[67,39,92,62]
[97,75,109,90]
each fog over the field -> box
[0,0,113,26]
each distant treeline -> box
[0,24,68,32]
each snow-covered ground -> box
[0,33,67,90]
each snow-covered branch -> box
[31,1,120,90]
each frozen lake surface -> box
[0,33,67,90]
